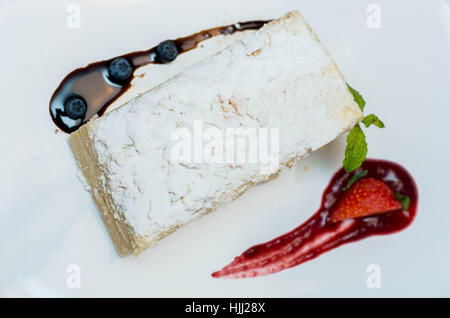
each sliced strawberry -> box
[330,177,402,222]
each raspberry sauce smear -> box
[212,159,418,279]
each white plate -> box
[1,0,449,297]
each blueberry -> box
[65,96,87,120]
[108,57,133,83]
[156,40,178,63]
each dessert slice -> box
[70,11,363,256]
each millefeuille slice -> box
[70,11,363,256]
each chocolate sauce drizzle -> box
[49,20,270,133]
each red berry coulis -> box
[212,159,418,279]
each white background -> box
[0,0,449,297]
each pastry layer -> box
[70,11,363,256]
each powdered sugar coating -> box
[84,11,362,240]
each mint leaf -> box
[343,84,384,172]
[362,114,385,128]
[394,192,411,211]
[347,84,366,111]
[343,124,368,172]
[342,169,368,191]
